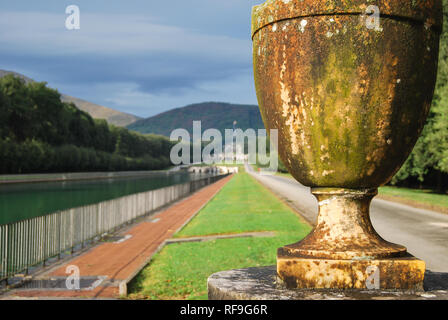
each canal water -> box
[0,172,204,225]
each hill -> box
[60,95,141,127]
[0,69,141,127]
[127,102,265,137]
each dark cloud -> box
[0,50,251,95]
[0,1,264,116]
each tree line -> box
[0,75,173,174]
[391,1,448,193]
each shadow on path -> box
[424,271,448,291]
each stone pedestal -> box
[276,188,426,290]
[277,254,425,290]
[208,266,448,300]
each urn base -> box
[208,266,448,300]
[277,253,425,290]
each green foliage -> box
[0,75,173,174]
[0,138,170,174]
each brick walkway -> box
[7,175,233,299]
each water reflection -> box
[0,172,211,224]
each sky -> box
[0,0,264,118]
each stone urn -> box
[252,0,443,289]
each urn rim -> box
[251,0,443,39]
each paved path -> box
[247,164,448,272]
[6,175,233,299]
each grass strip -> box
[378,186,448,211]
[128,172,311,300]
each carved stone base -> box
[277,253,425,290]
[208,266,448,300]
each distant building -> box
[216,166,239,174]
[188,166,238,174]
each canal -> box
[0,171,206,225]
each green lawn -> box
[378,186,448,209]
[127,172,311,300]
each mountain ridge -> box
[0,69,141,127]
[127,101,265,137]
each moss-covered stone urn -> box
[252,0,443,289]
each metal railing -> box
[0,174,228,282]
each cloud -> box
[0,5,261,117]
[99,72,257,116]
[0,11,250,59]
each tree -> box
[0,75,174,174]
[27,81,64,144]
[0,75,33,141]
